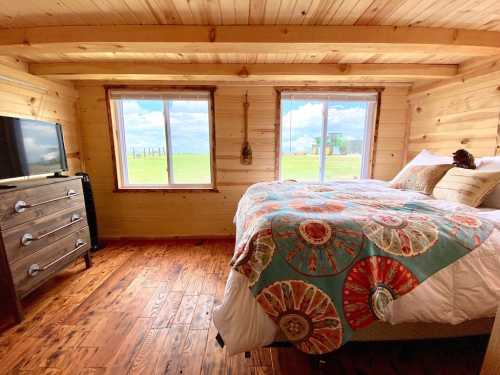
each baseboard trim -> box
[100,234,236,242]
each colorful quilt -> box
[231,181,495,355]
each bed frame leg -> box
[310,357,326,373]
[244,351,251,359]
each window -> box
[107,88,215,190]
[279,90,378,182]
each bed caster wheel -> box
[244,351,251,359]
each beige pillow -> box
[433,168,500,207]
[388,164,453,195]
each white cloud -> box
[121,100,210,153]
[328,107,366,127]
[282,102,322,130]
[122,100,143,116]
[280,102,369,154]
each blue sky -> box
[121,99,367,155]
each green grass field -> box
[126,154,361,184]
[127,154,211,184]
[282,154,362,181]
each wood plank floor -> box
[0,240,489,375]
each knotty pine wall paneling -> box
[76,84,409,238]
[0,62,82,173]
[407,66,500,160]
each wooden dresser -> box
[0,177,92,322]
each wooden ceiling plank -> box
[262,0,281,24]
[380,0,422,26]
[275,0,299,24]
[205,0,223,25]
[318,0,344,25]
[391,0,436,27]
[96,0,143,24]
[355,0,391,25]
[218,0,236,25]
[188,0,210,25]
[87,0,132,25]
[0,0,499,31]
[453,1,500,31]
[288,0,313,24]
[21,0,84,26]
[64,0,114,25]
[234,0,250,24]
[249,0,266,25]
[342,0,377,25]
[429,0,496,29]
[120,0,159,25]
[170,0,195,24]
[28,62,458,81]
[365,0,406,25]
[330,0,359,25]
[300,0,330,25]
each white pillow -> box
[477,156,500,208]
[391,150,452,184]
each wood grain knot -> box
[209,28,216,42]
[238,67,249,78]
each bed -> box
[213,179,500,355]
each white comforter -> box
[213,180,500,355]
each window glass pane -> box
[280,99,323,181]
[324,101,368,181]
[169,100,211,184]
[121,99,168,185]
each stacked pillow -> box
[389,150,500,208]
[476,156,500,209]
[388,150,453,195]
[433,167,500,207]
[389,164,453,195]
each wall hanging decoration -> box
[241,91,253,165]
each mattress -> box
[213,180,500,355]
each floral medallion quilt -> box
[231,181,495,355]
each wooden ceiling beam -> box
[29,62,457,82]
[2,25,500,57]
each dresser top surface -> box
[0,176,82,195]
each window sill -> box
[114,187,219,193]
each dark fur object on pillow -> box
[452,149,476,169]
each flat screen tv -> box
[0,116,68,180]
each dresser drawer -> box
[2,206,87,265]
[0,179,84,230]
[12,227,90,297]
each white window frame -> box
[107,88,216,190]
[278,91,379,182]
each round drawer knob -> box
[14,200,27,213]
[21,233,33,247]
[27,264,41,277]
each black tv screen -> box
[0,116,68,180]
